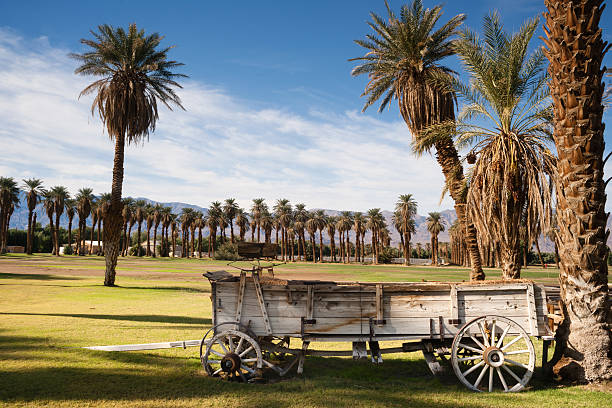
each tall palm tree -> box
[274,199,292,261]
[223,198,239,243]
[235,208,249,242]
[306,214,318,263]
[50,186,70,256]
[134,200,146,257]
[250,198,267,243]
[351,0,484,281]
[75,188,94,256]
[543,0,612,382]
[65,199,76,252]
[89,200,98,255]
[207,204,221,258]
[151,204,163,257]
[326,216,337,262]
[366,209,384,264]
[145,204,154,256]
[22,178,43,255]
[294,204,308,261]
[353,212,366,262]
[395,194,417,265]
[426,212,445,266]
[437,13,555,279]
[170,215,178,257]
[338,212,353,263]
[72,24,186,286]
[96,193,111,255]
[0,177,20,254]
[121,197,134,256]
[41,190,56,254]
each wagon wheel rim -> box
[451,315,535,392]
[202,330,263,382]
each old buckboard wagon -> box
[199,243,556,393]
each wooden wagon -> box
[201,247,553,392]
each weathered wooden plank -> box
[526,283,539,336]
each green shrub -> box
[378,247,395,264]
[129,246,146,256]
[214,242,240,261]
[62,244,74,255]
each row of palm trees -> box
[4,180,455,264]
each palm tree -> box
[338,212,353,263]
[41,190,56,254]
[121,197,134,256]
[151,204,163,257]
[543,0,612,382]
[235,208,249,242]
[351,0,484,281]
[426,212,445,266]
[89,200,98,255]
[440,13,555,279]
[366,209,384,264]
[170,215,178,257]
[274,199,292,261]
[250,198,267,242]
[22,178,43,255]
[0,177,20,253]
[96,193,111,255]
[145,204,154,256]
[395,194,417,265]
[65,199,76,252]
[353,212,365,262]
[207,204,221,258]
[326,216,337,262]
[223,199,239,243]
[134,200,146,256]
[294,204,308,261]
[75,188,94,256]
[306,214,318,262]
[50,186,70,256]
[72,24,186,286]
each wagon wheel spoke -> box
[228,335,235,352]
[505,358,529,370]
[490,320,496,346]
[488,363,494,392]
[469,335,487,351]
[496,324,511,348]
[496,367,508,391]
[462,360,485,377]
[457,343,484,354]
[458,355,483,362]
[239,345,254,358]
[212,368,223,376]
[502,364,522,383]
[505,349,531,356]
[501,335,522,351]
[217,339,229,354]
[478,322,490,347]
[241,364,255,374]
[473,364,489,389]
[209,349,224,357]
[235,337,244,354]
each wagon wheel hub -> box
[221,353,242,373]
[483,346,504,367]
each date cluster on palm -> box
[543,0,612,382]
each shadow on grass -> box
[0,272,82,281]
[115,285,209,293]
[0,312,211,325]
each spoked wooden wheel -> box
[201,330,263,382]
[451,315,535,392]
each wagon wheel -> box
[259,336,300,377]
[261,336,291,361]
[201,330,263,382]
[451,315,535,392]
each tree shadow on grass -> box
[114,285,210,294]
[0,312,211,325]
[0,272,82,281]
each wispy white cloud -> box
[0,28,466,215]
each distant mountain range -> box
[10,192,609,252]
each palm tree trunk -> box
[534,239,545,268]
[146,227,151,256]
[500,242,521,279]
[153,225,158,258]
[198,226,202,258]
[90,215,96,255]
[543,0,612,382]
[103,134,125,287]
[26,210,33,255]
[68,219,72,253]
[454,203,484,280]
[230,221,235,243]
[318,230,324,262]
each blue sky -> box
[1,0,611,214]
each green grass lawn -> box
[0,254,610,407]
